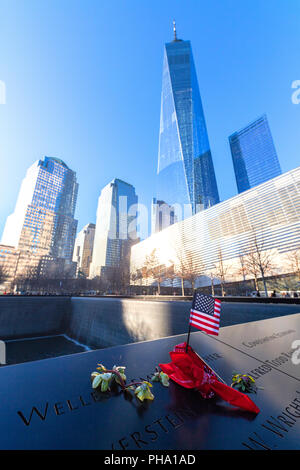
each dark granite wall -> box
[67,297,300,349]
[0,297,70,340]
[0,296,299,348]
[66,297,192,348]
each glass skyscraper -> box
[72,223,96,278]
[89,179,138,279]
[151,198,177,233]
[157,24,219,216]
[229,114,282,194]
[1,156,78,276]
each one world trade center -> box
[157,23,219,218]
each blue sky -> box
[0,0,299,238]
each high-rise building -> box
[157,22,219,216]
[89,179,138,279]
[0,244,20,292]
[229,114,282,193]
[1,157,78,277]
[151,198,177,233]
[73,223,95,278]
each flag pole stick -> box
[185,327,226,384]
[185,322,191,353]
[186,291,195,353]
[195,337,226,385]
[186,293,226,384]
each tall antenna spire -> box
[173,20,177,41]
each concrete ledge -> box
[74,294,300,304]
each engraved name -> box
[111,406,198,450]
[242,390,300,450]
[242,330,295,349]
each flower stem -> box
[104,370,144,391]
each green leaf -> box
[92,375,102,389]
[151,373,160,382]
[160,372,169,387]
[101,380,109,392]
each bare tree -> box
[90,275,106,295]
[243,250,260,291]
[118,251,132,294]
[165,264,176,293]
[233,252,249,295]
[243,231,276,296]
[14,265,38,293]
[130,263,143,290]
[236,253,247,282]
[205,270,215,297]
[211,248,232,297]
[285,248,300,281]
[0,265,9,286]
[174,248,204,296]
[103,267,120,294]
[141,249,165,295]
[140,251,155,291]
[171,225,205,296]
[174,249,188,296]
[104,259,131,295]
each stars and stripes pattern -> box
[189,293,221,336]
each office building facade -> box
[229,114,282,193]
[73,223,95,278]
[2,157,78,278]
[89,179,138,279]
[151,198,177,233]
[0,245,20,291]
[157,25,219,216]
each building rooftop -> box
[45,156,69,169]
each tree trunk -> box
[221,282,225,297]
[181,277,185,296]
[211,276,215,296]
[253,275,258,291]
[261,274,268,297]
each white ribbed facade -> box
[130,167,300,286]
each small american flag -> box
[189,293,221,336]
